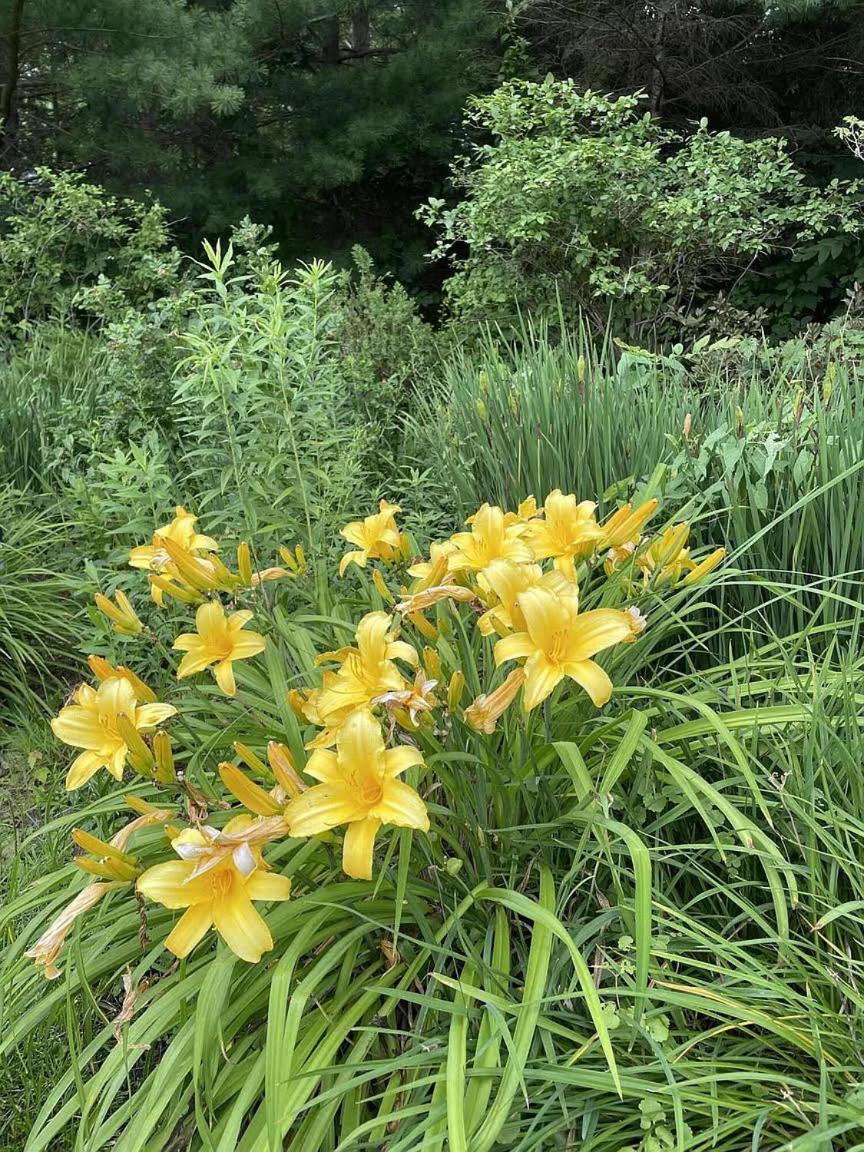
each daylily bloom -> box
[136,816,291,963]
[339,500,403,576]
[307,612,417,739]
[285,709,428,880]
[51,677,177,790]
[494,587,637,709]
[129,506,219,605]
[173,600,266,696]
[94,589,143,636]
[523,491,605,581]
[407,541,458,587]
[476,559,577,637]
[24,882,125,979]
[504,496,540,525]
[448,504,533,573]
[600,499,659,549]
[464,668,526,734]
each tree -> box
[421,79,864,334]
[0,1,505,283]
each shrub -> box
[0,169,183,335]
[420,80,864,335]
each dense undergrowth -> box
[3,109,864,1151]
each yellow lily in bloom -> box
[339,500,403,576]
[600,499,659,549]
[25,882,125,979]
[87,655,157,702]
[129,506,218,572]
[407,541,458,587]
[285,709,428,880]
[173,600,266,696]
[523,491,605,581]
[476,559,577,637]
[51,677,176,790]
[94,589,143,635]
[309,611,417,738]
[448,504,533,573]
[464,668,526,734]
[494,587,637,709]
[637,524,725,587]
[136,816,291,963]
[129,506,219,605]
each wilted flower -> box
[464,669,526,734]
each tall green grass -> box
[406,323,864,639]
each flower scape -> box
[26,496,724,976]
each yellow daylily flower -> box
[136,816,291,963]
[285,710,428,880]
[339,500,402,576]
[494,587,637,710]
[504,496,540,525]
[309,612,417,736]
[129,507,219,605]
[51,677,177,790]
[464,668,526,734]
[448,504,533,573]
[173,600,266,697]
[476,559,577,637]
[129,506,219,573]
[407,541,458,587]
[600,499,659,549]
[94,589,143,635]
[523,490,605,581]
[24,882,126,979]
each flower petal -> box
[372,780,429,831]
[566,609,634,662]
[383,745,424,779]
[65,750,104,790]
[303,748,341,784]
[230,633,267,659]
[245,872,292,902]
[135,703,177,729]
[137,860,212,908]
[494,632,535,666]
[214,660,237,697]
[51,708,103,750]
[342,817,380,880]
[176,647,214,678]
[285,783,363,836]
[228,610,254,631]
[212,884,273,963]
[563,659,614,708]
[164,903,213,958]
[522,651,564,711]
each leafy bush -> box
[421,80,864,334]
[0,170,183,335]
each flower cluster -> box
[30,493,724,975]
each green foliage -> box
[406,317,864,637]
[0,170,182,335]
[422,80,864,334]
[4,1,505,285]
[0,488,80,714]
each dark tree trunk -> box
[0,0,26,157]
[352,6,370,54]
[322,14,340,65]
